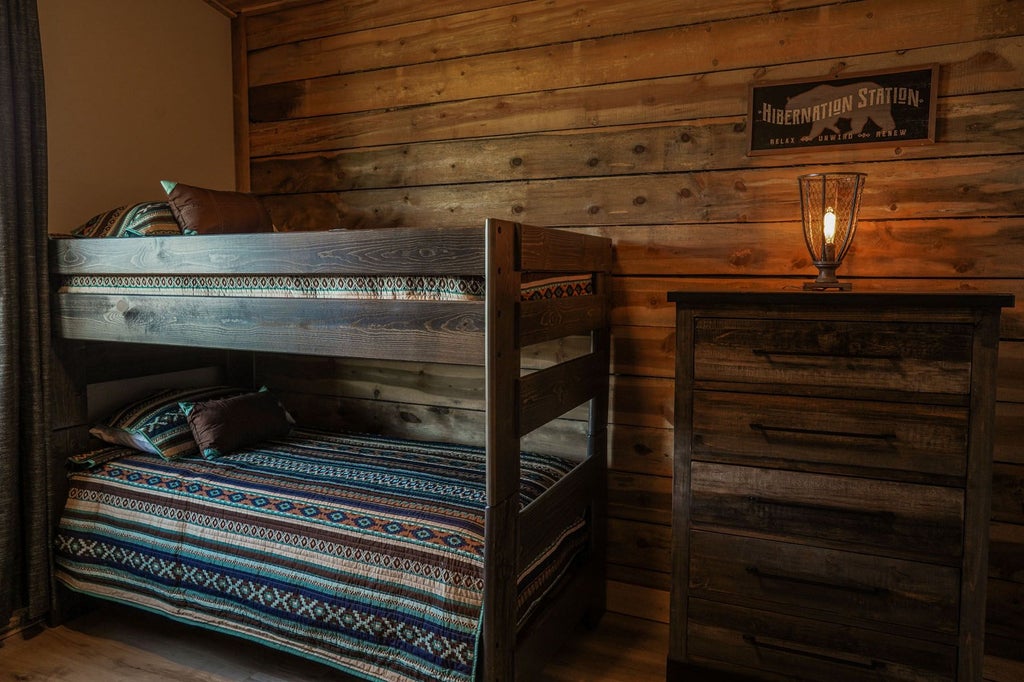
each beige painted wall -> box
[38,0,234,233]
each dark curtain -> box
[0,0,52,625]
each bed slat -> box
[518,352,606,436]
[52,227,486,276]
[520,456,600,567]
[519,294,608,347]
[518,224,613,273]
[56,293,486,364]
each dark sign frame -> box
[747,65,938,155]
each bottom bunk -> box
[54,424,593,682]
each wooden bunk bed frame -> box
[48,218,612,682]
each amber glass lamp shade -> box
[798,172,866,290]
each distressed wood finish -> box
[520,296,607,347]
[56,294,488,363]
[48,220,613,682]
[668,291,1011,681]
[249,89,1024,192]
[692,391,970,482]
[0,604,668,682]
[259,156,1024,231]
[688,530,962,635]
[685,599,958,682]
[246,0,1018,122]
[249,36,1024,158]
[52,228,488,275]
[234,0,1024,669]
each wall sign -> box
[747,65,937,155]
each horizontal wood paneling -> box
[240,0,1024,666]
[261,156,1024,231]
[250,36,1024,156]
[245,0,519,50]
[247,0,832,87]
[248,0,1019,122]
[251,89,1024,193]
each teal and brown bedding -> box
[57,272,592,301]
[54,428,585,682]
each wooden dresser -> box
[667,291,1013,682]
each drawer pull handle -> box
[745,565,888,596]
[745,495,897,522]
[752,348,901,362]
[742,634,886,671]
[749,423,898,445]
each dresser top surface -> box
[667,289,1015,309]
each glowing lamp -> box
[798,172,866,291]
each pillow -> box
[71,202,182,238]
[66,444,130,471]
[89,386,246,460]
[180,388,293,459]
[162,180,274,235]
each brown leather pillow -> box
[163,181,273,234]
[181,390,293,459]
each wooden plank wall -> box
[232,0,1024,675]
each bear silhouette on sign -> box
[785,81,896,142]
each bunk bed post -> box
[482,218,522,682]
[586,270,610,624]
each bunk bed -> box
[47,219,612,682]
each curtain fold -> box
[0,0,52,625]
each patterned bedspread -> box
[56,272,593,301]
[54,429,586,682]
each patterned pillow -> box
[89,386,246,460]
[180,387,294,459]
[71,202,182,238]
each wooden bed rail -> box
[55,295,486,364]
[517,223,611,273]
[51,227,488,276]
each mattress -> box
[54,429,587,682]
[56,273,593,301]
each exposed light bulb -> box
[823,207,836,244]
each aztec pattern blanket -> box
[54,429,586,682]
[56,272,593,302]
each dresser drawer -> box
[693,318,973,397]
[688,530,960,634]
[689,462,964,560]
[692,390,969,479]
[686,599,956,682]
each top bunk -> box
[50,219,613,365]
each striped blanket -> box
[54,429,586,682]
[56,272,593,301]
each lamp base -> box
[803,281,853,291]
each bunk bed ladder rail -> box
[481,219,611,682]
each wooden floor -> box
[5,604,1023,681]
[0,603,667,681]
